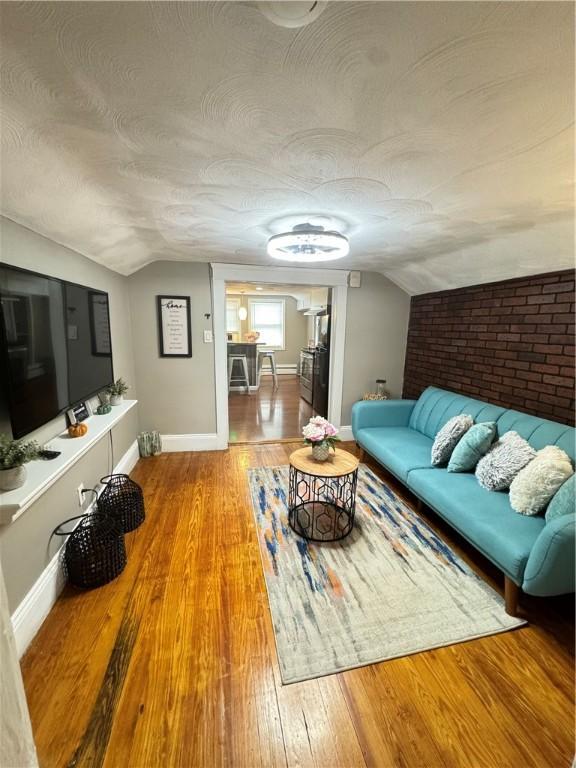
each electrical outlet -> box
[77,483,85,507]
[203,330,213,343]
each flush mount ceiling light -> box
[267,223,349,263]
[257,1,327,28]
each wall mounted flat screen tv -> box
[0,264,114,438]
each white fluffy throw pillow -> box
[509,446,574,516]
[475,431,536,491]
[431,414,473,466]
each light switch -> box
[203,330,213,343]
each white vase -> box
[110,394,123,406]
[0,465,27,491]
[312,442,331,462]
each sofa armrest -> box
[522,514,575,597]
[351,399,417,435]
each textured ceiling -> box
[0,1,574,294]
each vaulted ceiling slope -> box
[0,1,573,294]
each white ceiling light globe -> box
[257,1,327,28]
[267,224,349,263]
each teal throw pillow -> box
[447,422,497,473]
[545,474,576,523]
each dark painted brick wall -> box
[403,270,575,425]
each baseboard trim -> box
[261,364,298,375]
[11,439,140,659]
[339,425,353,442]
[11,545,68,659]
[229,366,298,392]
[161,433,224,452]
[114,439,140,474]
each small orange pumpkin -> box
[68,422,88,438]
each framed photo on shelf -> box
[157,295,192,357]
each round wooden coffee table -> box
[288,447,360,542]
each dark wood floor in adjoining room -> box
[21,444,574,768]
[228,374,312,443]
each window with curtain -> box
[226,298,241,338]
[249,299,285,349]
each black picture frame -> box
[157,295,192,357]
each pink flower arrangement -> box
[302,416,340,448]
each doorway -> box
[225,282,331,443]
[211,263,349,450]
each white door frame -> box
[211,263,349,449]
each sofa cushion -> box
[407,388,576,464]
[448,421,497,472]
[495,410,576,463]
[475,431,536,491]
[546,475,576,523]
[407,468,545,582]
[409,387,506,439]
[509,446,574,516]
[431,414,473,466]
[355,427,433,482]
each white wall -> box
[127,261,217,435]
[0,561,37,767]
[341,272,410,424]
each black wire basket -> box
[54,513,127,589]
[97,474,145,533]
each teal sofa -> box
[352,386,575,615]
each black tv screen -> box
[0,265,114,438]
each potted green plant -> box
[107,378,129,406]
[0,435,40,491]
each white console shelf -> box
[0,399,138,525]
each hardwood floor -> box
[21,444,574,768]
[228,374,313,443]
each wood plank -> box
[229,375,313,443]
[20,442,575,768]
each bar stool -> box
[258,350,278,389]
[228,354,250,393]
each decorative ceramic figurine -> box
[137,430,162,458]
[68,422,88,438]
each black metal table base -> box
[288,466,358,542]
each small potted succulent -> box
[303,416,340,462]
[107,378,129,406]
[0,434,40,491]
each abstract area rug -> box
[248,464,525,684]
